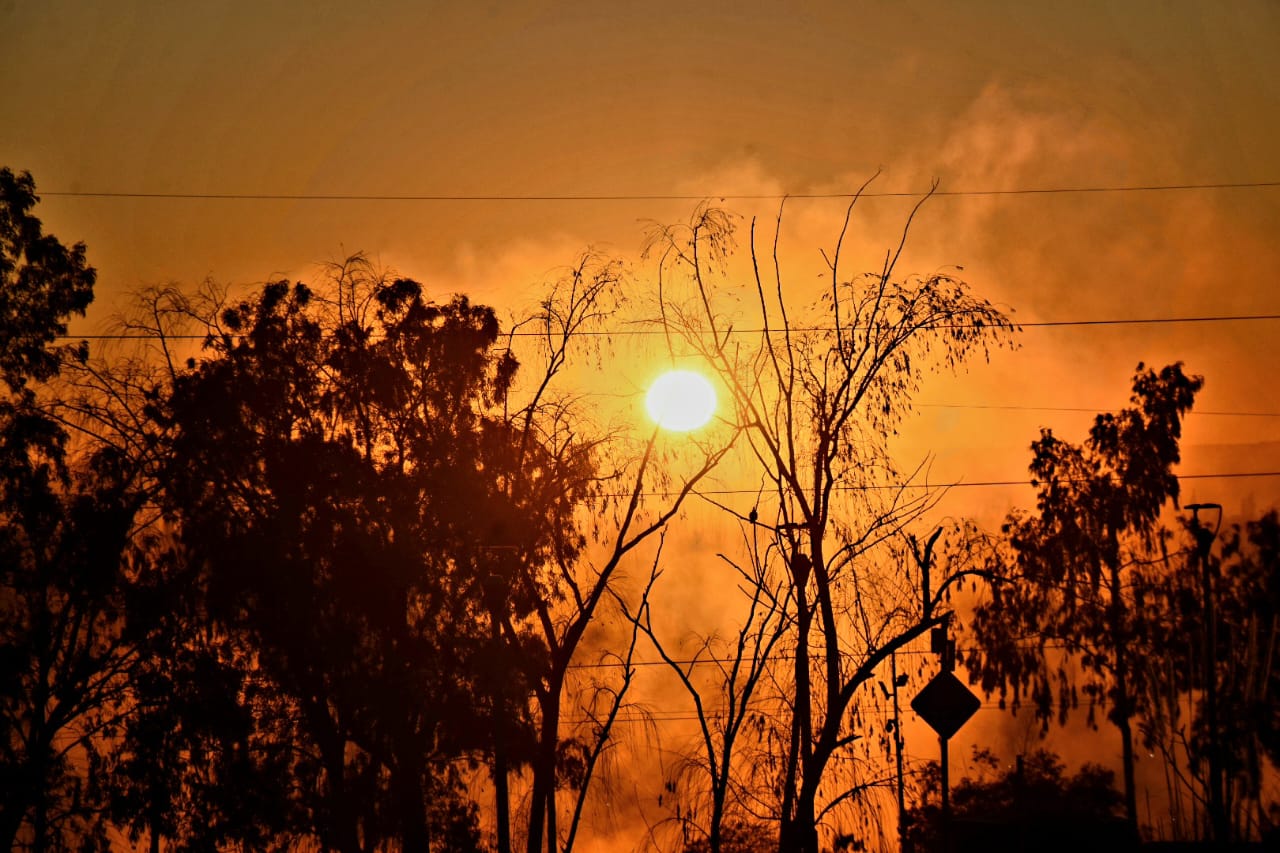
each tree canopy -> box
[0,166,141,852]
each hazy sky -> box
[4,0,1279,505]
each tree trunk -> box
[527,696,560,853]
[780,774,820,853]
[33,788,46,853]
[709,786,725,853]
[318,727,362,853]
[491,616,513,853]
[1108,559,1139,829]
[1117,706,1138,827]
[493,718,512,853]
[396,758,430,853]
[780,552,816,853]
[149,799,163,853]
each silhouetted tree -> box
[1211,510,1280,838]
[149,270,534,851]
[104,618,309,852]
[1138,510,1280,841]
[681,817,776,853]
[965,362,1202,830]
[0,167,143,851]
[481,256,735,853]
[620,519,792,853]
[22,277,308,852]
[0,168,94,394]
[647,182,1016,852]
[902,748,1127,853]
[76,248,727,853]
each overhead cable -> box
[39,179,1280,203]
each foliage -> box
[965,362,1201,826]
[902,748,1127,853]
[0,168,142,851]
[0,168,95,392]
[1212,511,1280,795]
[1138,510,1280,841]
[138,266,569,850]
[22,237,721,853]
[682,818,777,853]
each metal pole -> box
[892,652,906,852]
[940,734,951,853]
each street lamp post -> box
[1186,502,1225,844]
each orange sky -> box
[5,2,1280,840]
[5,3,1277,496]
[7,0,1279,667]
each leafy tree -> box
[1212,510,1280,837]
[146,268,536,851]
[83,248,723,853]
[965,362,1202,829]
[1213,507,1280,824]
[1138,510,1280,842]
[902,748,1128,853]
[0,168,94,393]
[646,184,1016,852]
[0,167,144,851]
[105,625,303,852]
[22,277,308,853]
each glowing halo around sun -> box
[645,370,717,432]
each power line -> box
[38,180,1280,203]
[566,643,1068,672]
[572,470,1280,501]
[54,312,1280,342]
[129,469,1280,515]
[917,402,1280,419]
[49,317,1280,419]
[1016,314,1280,328]
[653,471,1280,499]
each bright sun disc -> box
[645,370,717,431]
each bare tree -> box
[645,182,1016,851]
[477,254,740,853]
[617,518,793,853]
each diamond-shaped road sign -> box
[910,671,981,740]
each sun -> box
[645,370,717,432]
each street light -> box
[1186,501,1225,843]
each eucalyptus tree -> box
[0,167,145,851]
[646,182,1016,851]
[965,362,1203,830]
[1137,509,1280,841]
[150,268,547,851]
[1206,511,1280,838]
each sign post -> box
[911,630,980,852]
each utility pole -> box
[1187,502,1226,844]
[890,651,907,852]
